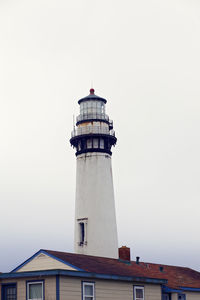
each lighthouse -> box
[70,88,118,259]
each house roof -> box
[43,249,200,290]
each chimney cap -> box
[136,256,140,264]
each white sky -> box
[0,0,200,272]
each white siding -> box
[16,253,77,272]
[0,276,56,300]
[0,278,25,300]
[60,276,162,300]
[172,292,200,300]
[145,284,162,300]
[60,277,81,300]
[186,292,200,300]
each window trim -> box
[133,285,145,300]
[26,280,44,300]
[82,281,95,300]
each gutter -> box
[0,269,167,285]
[179,287,200,292]
[162,285,200,293]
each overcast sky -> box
[0,0,200,272]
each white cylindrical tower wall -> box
[74,152,118,258]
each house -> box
[0,248,200,300]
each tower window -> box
[80,222,85,244]
[77,218,88,246]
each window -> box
[77,218,88,246]
[82,282,95,300]
[80,222,85,244]
[27,281,43,300]
[162,294,170,300]
[134,286,144,300]
[178,294,186,300]
[2,284,17,300]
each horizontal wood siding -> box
[182,292,200,300]
[60,276,162,300]
[96,280,133,299]
[144,284,161,300]
[0,278,26,300]
[60,277,81,300]
[44,276,56,300]
[171,293,177,300]
[170,292,200,300]
[17,253,76,272]
[0,276,56,300]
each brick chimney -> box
[118,246,130,262]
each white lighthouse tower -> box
[70,88,118,259]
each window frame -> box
[162,294,171,300]
[77,218,88,246]
[82,281,95,300]
[26,280,44,300]
[2,283,17,300]
[133,286,145,300]
[178,294,186,300]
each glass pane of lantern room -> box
[92,101,97,114]
[87,139,92,148]
[80,103,83,114]
[87,101,92,114]
[83,102,87,115]
[93,138,98,148]
[96,102,101,115]
[100,139,104,149]
[101,103,105,114]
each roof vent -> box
[118,246,130,262]
[136,256,140,264]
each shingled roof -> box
[44,249,200,290]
